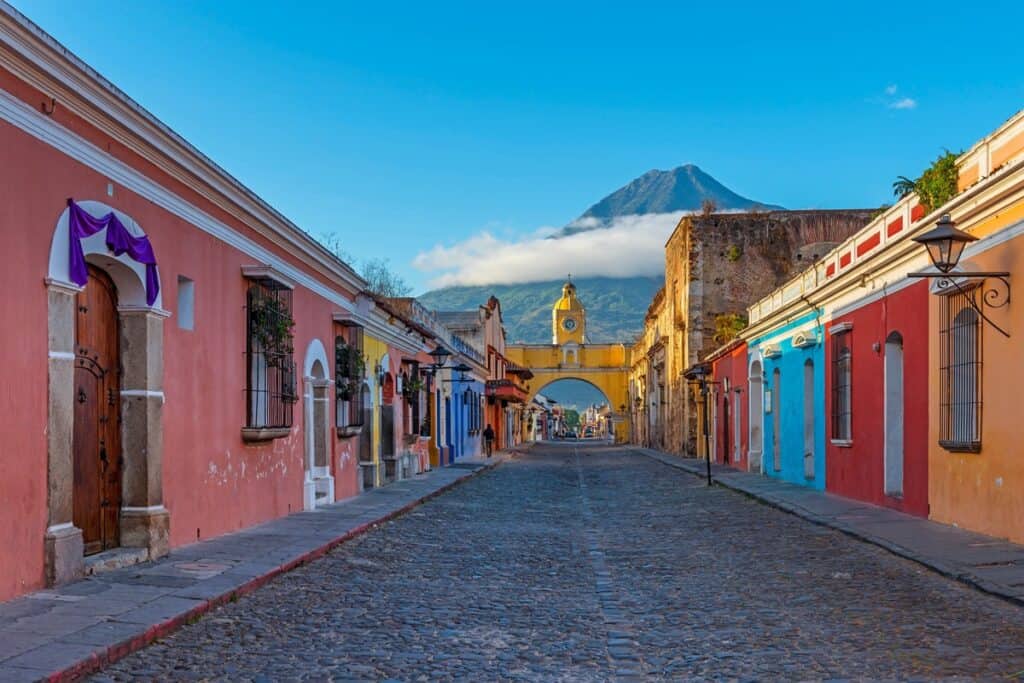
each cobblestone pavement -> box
[94,446,1024,681]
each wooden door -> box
[73,266,122,555]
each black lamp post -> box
[684,363,714,486]
[443,362,473,384]
[908,214,1011,338]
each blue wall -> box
[750,311,827,490]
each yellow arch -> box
[506,343,631,442]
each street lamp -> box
[443,362,473,384]
[908,214,1011,338]
[913,213,977,273]
[427,345,451,368]
[683,363,714,486]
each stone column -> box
[118,307,170,559]
[45,280,85,585]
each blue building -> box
[747,310,826,490]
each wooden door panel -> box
[73,366,102,554]
[73,266,122,554]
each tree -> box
[563,409,581,429]
[316,232,412,298]
[892,151,960,212]
[360,257,412,298]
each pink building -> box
[0,8,427,602]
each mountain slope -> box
[558,164,783,236]
[418,165,779,347]
[417,276,663,344]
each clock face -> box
[562,317,577,332]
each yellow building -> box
[506,279,632,442]
[921,110,1024,543]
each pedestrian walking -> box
[483,424,495,457]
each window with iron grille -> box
[831,330,852,441]
[401,363,422,436]
[245,280,296,430]
[940,289,982,451]
[335,325,365,428]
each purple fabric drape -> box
[67,198,160,306]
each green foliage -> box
[418,276,665,344]
[335,342,366,400]
[712,312,747,345]
[725,245,742,262]
[892,151,960,212]
[870,204,892,220]
[563,409,581,429]
[402,376,425,399]
[249,295,294,368]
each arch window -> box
[940,291,982,451]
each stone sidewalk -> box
[0,451,516,682]
[634,447,1024,608]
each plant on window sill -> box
[335,343,367,401]
[249,296,295,368]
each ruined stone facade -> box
[629,209,873,455]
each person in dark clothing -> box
[483,424,495,457]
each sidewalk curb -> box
[632,447,1024,610]
[46,457,508,683]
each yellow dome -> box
[554,281,583,311]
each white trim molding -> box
[242,264,295,290]
[829,321,854,335]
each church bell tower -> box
[552,276,586,345]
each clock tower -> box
[552,277,586,345]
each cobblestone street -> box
[95,446,1024,681]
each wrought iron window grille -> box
[830,330,853,441]
[245,279,295,430]
[938,286,983,452]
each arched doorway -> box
[529,378,614,441]
[748,359,764,473]
[771,368,781,472]
[46,200,168,585]
[358,383,374,489]
[803,360,815,480]
[884,331,904,496]
[302,340,332,510]
[721,394,731,465]
[74,266,122,555]
[381,374,396,480]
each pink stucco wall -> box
[0,65,363,600]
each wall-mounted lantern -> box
[908,214,1011,338]
[683,363,714,486]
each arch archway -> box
[530,377,615,441]
[302,340,332,510]
[748,357,764,473]
[884,331,905,496]
[45,200,168,586]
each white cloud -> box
[881,85,917,110]
[413,212,687,288]
[889,97,917,110]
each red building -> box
[824,280,930,517]
[708,341,750,471]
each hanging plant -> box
[402,376,425,400]
[249,294,295,368]
[335,341,366,401]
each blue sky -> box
[17,0,1024,293]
